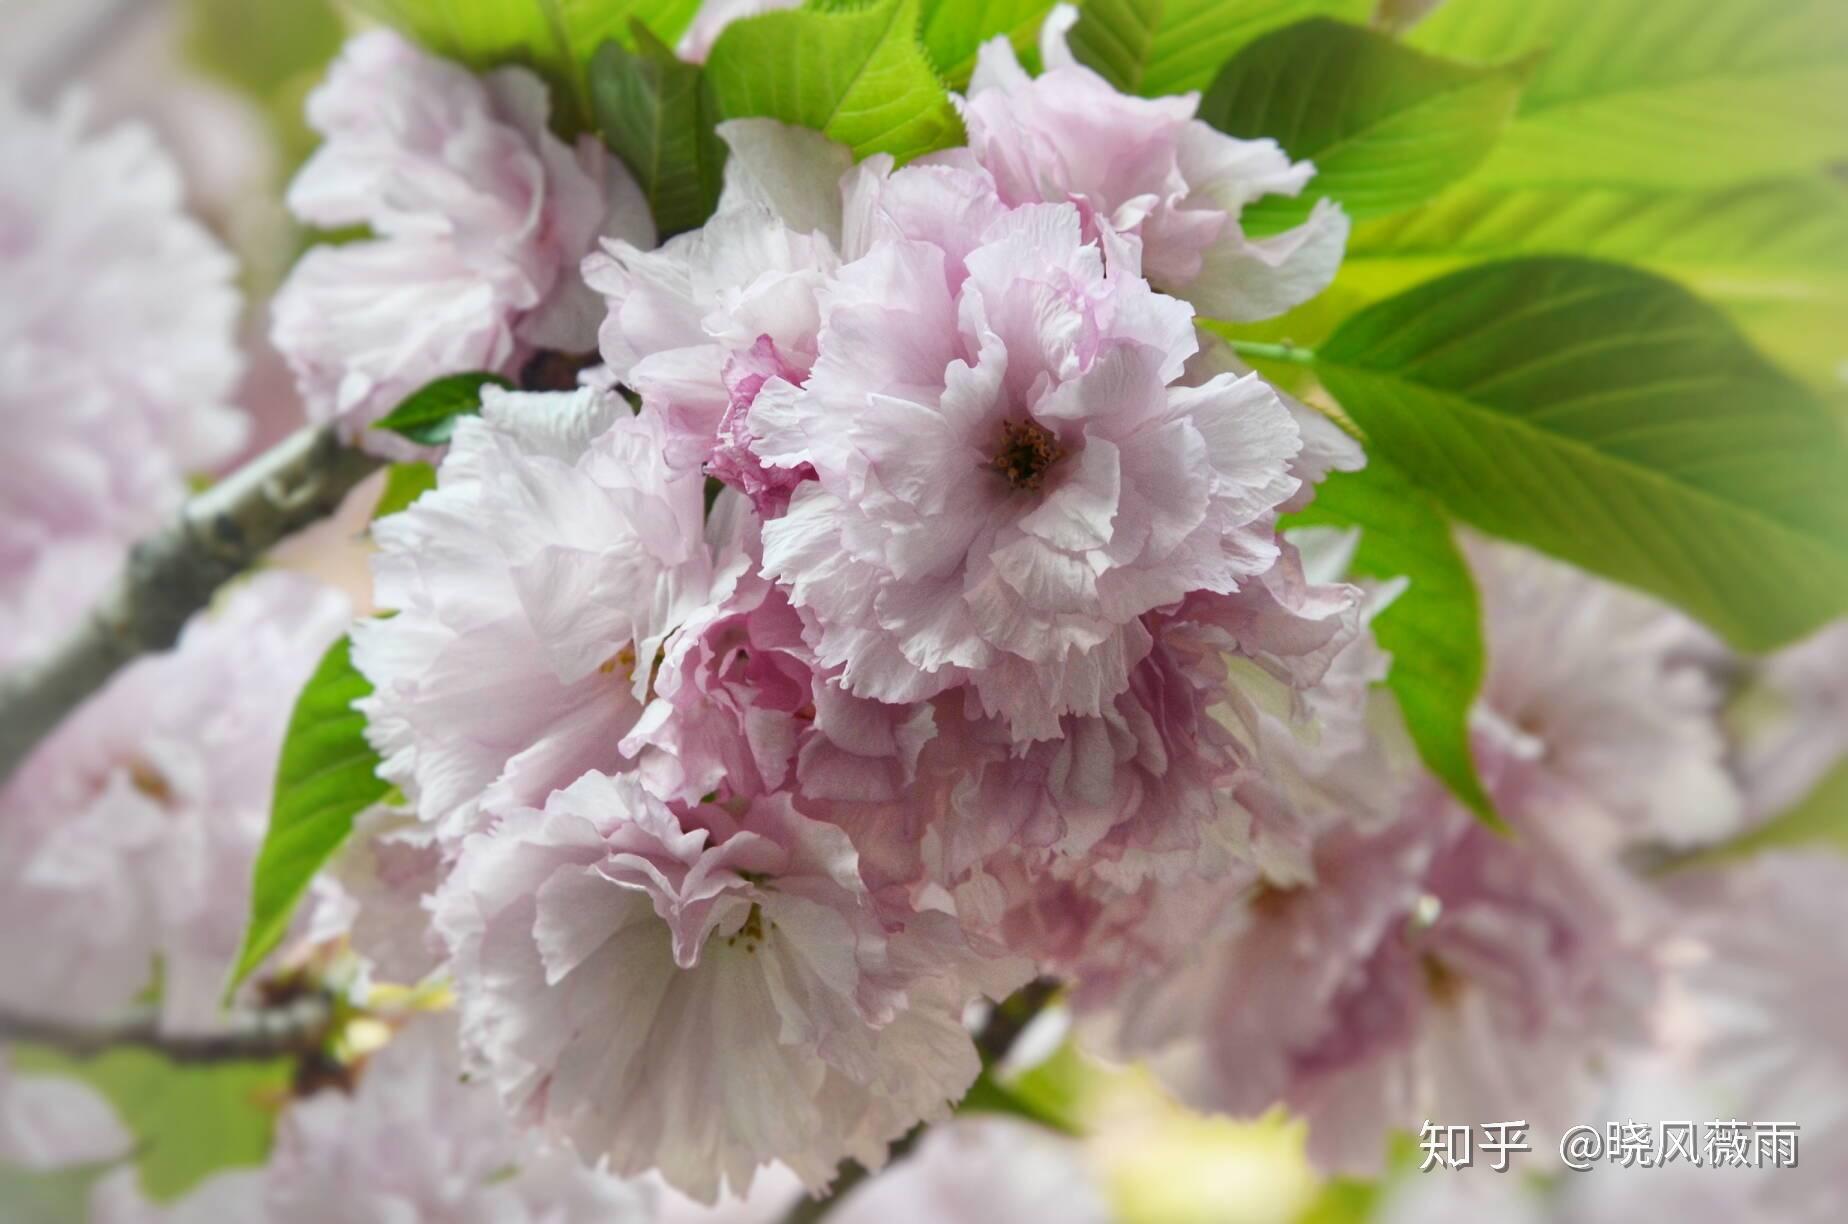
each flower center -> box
[990,418,1066,492]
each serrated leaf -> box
[1067,0,1371,97]
[1340,177,1848,396]
[1288,460,1497,825]
[1408,0,1848,188]
[589,24,726,239]
[372,372,511,447]
[10,1047,287,1204]
[348,0,704,129]
[1200,19,1526,234]
[373,462,439,521]
[228,636,387,993]
[1312,258,1848,653]
[919,0,1055,85]
[705,0,964,162]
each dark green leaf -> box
[373,462,439,520]
[10,1047,288,1204]
[705,0,963,163]
[1312,258,1848,652]
[228,635,387,993]
[1068,0,1370,97]
[1201,19,1526,233]
[1288,459,1498,825]
[372,372,512,447]
[589,24,726,239]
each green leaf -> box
[228,635,387,993]
[349,0,704,129]
[0,1158,113,1223]
[1200,19,1526,234]
[589,24,726,239]
[1311,257,1848,653]
[10,1047,288,1204]
[1408,0,1848,188]
[956,1068,1083,1136]
[1340,177,1848,396]
[373,462,439,520]
[1067,0,1371,97]
[1288,460,1497,824]
[372,372,512,447]
[705,0,963,163]
[919,0,1055,85]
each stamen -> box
[990,418,1066,492]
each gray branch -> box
[0,997,332,1065]
[0,424,380,785]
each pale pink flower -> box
[353,388,741,844]
[1,93,246,663]
[1730,618,1848,824]
[272,32,650,456]
[955,5,1348,321]
[91,1169,270,1224]
[583,119,850,474]
[0,1052,131,1172]
[265,1018,653,1224]
[434,771,1027,1202]
[754,175,1309,740]
[0,572,350,1031]
[827,1117,1110,1223]
[308,806,449,987]
[1464,536,1741,850]
[1112,783,1659,1173]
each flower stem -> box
[0,997,333,1065]
[1227,339,1318,366]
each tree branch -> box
[0,997,333,1065]
[777,977,1063,1224]
[0,424,380,786]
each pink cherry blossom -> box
[263,1017,652,1224]
[1,94,246,665]
[753,177,1309,740]
[271,31,651,457]
[1730,618,1848,825]
[0,572,349,1032]
[955,5,1348,321]
[353,388,742,844]
[435,770,1027,1203]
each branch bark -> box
[777,977,1063,1224]
[0,424,380,786]
[0,997,333,1065]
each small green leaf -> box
[1288,459,1498,825]
[705,0,963,163]
[1312,258,1848,652]
[228,635,388,993]
[372,372,512,447]
[10,1047,288,1204]
[1408,0,1848,189]
[919,0,1055,86]
[373,462,439,521]
[348,0,705,130]
[1200,19,1527,234]
[589,24,726,239]
[956,1068,1083,1136]
[1068,0,1371,97]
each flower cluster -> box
[341,12,1382,1201]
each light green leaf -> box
[228,635,387,993]
[10,1047,288,1204]
[1200,19,1526,234]
[349,0,704,129]
[919,0,1055,85]
[956,1068,1083,1136]
[1288,460,1497,824]
[1706,758,1848,861]
[589,24,726,239]
[372,372,512,447]
[1340,177,1848,396]
[1067,0,1371,97]
[705,0,962,163]
[373,462,439,521]
[1312,258,1848,652]
[1408,0,1848,188]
